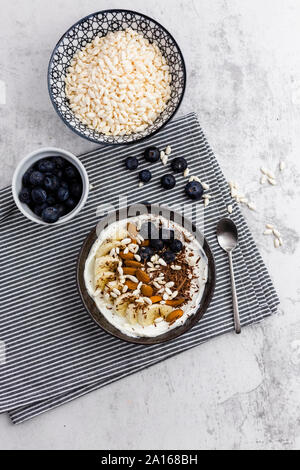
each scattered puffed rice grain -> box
[134,254,141,262]
[202,182,210,191]
[204,198,210,208]
[273,229,281,238]
[159,258,167,267]
[260,175,267,185]
[263,229,273,235]
[279,161,286,171]
[274,238,280,248]
[266,224,274,229]
[165,145,172,156]
[184,168,190,178]
[121,238,131,245]
[268,178,277,186]
[248,202,256,211]
[122,285,129,294]
[139,182,144,188]
[171,265,181,271]
[165,281,175,288]
[110,292,118,299]
[171,291,179,299]
[227,205,233,214]
[126,275,139,283]
[266,170,276,179]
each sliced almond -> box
[123,267,137,276]
[150,296,163,304]
[124,260,143,268]
[141,284,154,297]
[166,298,185,307]
[136,269,151,284]
[119,251,134,260]
[125,280,138,291]
[166,309,184,323]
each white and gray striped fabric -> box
[0,113,279,424]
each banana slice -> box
[126,303,141,325]
[96,241,120,258]
[94,257,119,290]
[106,280,123,292]
[114,293,137,317]
[96,271,116,291]
[138,304,173,326]
[95,255,118,273]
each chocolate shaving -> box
[149,247,197,304]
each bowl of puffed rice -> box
[48,9,186,145]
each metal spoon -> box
[217,218,241,334]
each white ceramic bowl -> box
[12,147,89,225]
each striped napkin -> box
[0,113,279,423]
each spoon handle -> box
[228,251,241,334]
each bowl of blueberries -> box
[12,147,89,225]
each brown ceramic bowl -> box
[77,205,216,345]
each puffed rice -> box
[65,29,172,136]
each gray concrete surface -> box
[0,0,299,450]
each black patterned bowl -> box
[48,9,186,145]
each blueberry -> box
[47,194,57,206]
[19,188,31,204]
[170,239,183,253]
[57,187,69,202]
[185,181,204,201]
[41,207,59,224]
[33,203,48,217]
[38,159,56,173]
[53,168,63,179]
[30,171,44,187]
[60,180,69,189]
[140,222,158,240]
[139,170,152,183]
[54,204,66,217]
[64,165,78,180]
[65,198,77,210]
[31,188,47,204]
[22,169,34,187]
[160,228,175,243]
[171,157,188,173]
[139,246,155,262]
[70,181,82,199]
[53,156,65,169]
[44,175,60,192]
[125,157,139,171]
[162,251,176,264]
[161,174,176,190]
[144,147,160,163]
[150,238,164,251]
